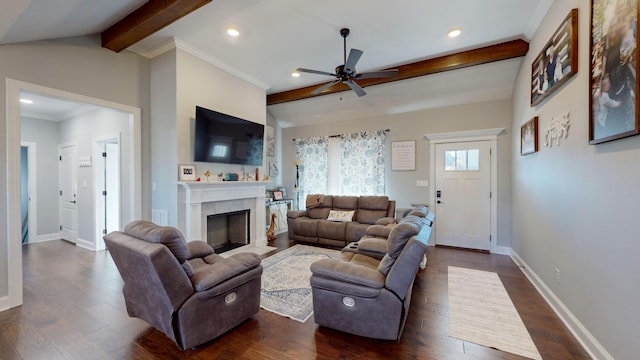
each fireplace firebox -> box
[206,209,250,253]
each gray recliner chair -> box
[310,214,432,340]
[104,221,263,350]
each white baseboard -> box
[30,232,61,243]
[76,238,99,251]
[510,249,613,360]
[491,245,511,255]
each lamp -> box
[292,159,303,209]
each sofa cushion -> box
[345,222,370,243]
[317,220,348,239]
[124,220,189,263]
[327,210,355,222]
[358,196,390,210]
[289,217,319,237]
[308,207,331,219]
[357,209,390,225]
[333,196,358,210]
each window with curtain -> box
[295,136,328,207]
[340,130,386,195]
[295,130,386,204]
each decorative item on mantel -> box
[203,170,211,182]
[544,112,570,147]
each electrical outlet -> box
[555,268,561,284]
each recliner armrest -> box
[287,210,308,219]
[375,217,396,226]
[186,241,214,259]
[190,253,261,292]
[365,224,392,238]
[311,258,385,289]
[357,237,388,255]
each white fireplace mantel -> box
[177,181,267,249]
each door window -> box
[444,149,480,171]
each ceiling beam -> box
[101,0,212,53]
[267,39,529,106]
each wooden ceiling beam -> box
[267,39,529,106]
[101,0,212,53]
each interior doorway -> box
[20,143,37,244]
[94,136,121,250]
[5,78,142,311]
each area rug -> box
[448,266,542,360]
[260,244,340,322]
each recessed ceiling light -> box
[226,28,240,37]
[448,27,462,38]
[20,98,33,104]
[291,72,300,78]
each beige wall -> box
[281,98,513,246]
[512,2,640,358]
[0,36,150,304]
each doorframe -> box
[4,78,142,311]
[93,134,121,251]
[424,128,505,253]
[20,142,37,244]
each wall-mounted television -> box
[193,106,264,166]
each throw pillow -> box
[327,210,355,222]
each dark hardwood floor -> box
[0,233,590,359]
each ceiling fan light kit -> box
[296,28,398,97]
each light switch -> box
[416,180,429,187]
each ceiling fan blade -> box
[311,79,341,95]
[344,80,367,97]
[296,68,336,77]
[356,69,398,79]
[344,48,363,72]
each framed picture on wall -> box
[178,164,196,181]
[265,125,275,157]
[521,117,539,155]
[391,140,416,171]
[530,8,579,107]
[273,191,284,201]
[589,0,639,144]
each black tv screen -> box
[194,106,264,166]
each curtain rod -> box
[292,129,390,142]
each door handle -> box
[437,200,443,204]
[71,200,76,204]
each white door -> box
[434,141,491,250]
[59,144,78,243]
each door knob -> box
[437,200,443,204]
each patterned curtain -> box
[295,136,328,208]
[340,130,386,195]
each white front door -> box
[59,144,78,243]
[434,141,491,250]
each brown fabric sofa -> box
[104,221,263,350]
[287,195,396,247]
[309,211,433,340]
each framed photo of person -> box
[521,117,539,156]
[179,165,196,181]
[589,0,639,144]
[273,191,284,201]
[530,8,579,107]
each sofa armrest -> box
[375,217,396,226]
[190,252,261,292]
[357,237,388,255]
[287,210,308,219]
[365,224,392,238]
[310,258,385,289]
[186,240,214,259]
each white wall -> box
[0,36,150,306]
[150,47,267,229]
[20,117,60,237]
[59,107,131,247]
[511,2,640,359]
[280,98,513,246]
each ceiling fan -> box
[296,28,398,97]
